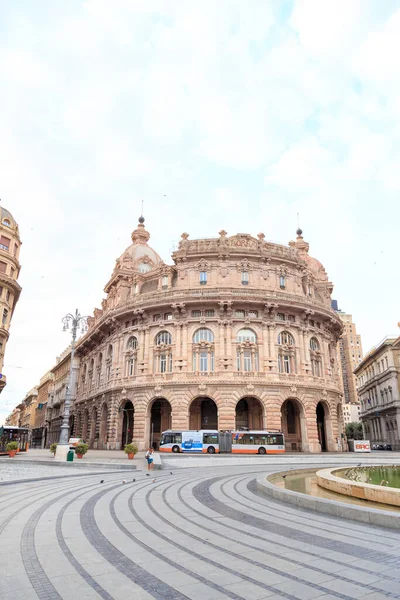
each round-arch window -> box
[310,337,319,351]
[127,336,138,350]
[193,328,214,343]
[155,331,172,345]
[107,345,113,357]
[237,328,257,343]
[2,219,10,227]
[278,331,294,345]
[138,263,152,273]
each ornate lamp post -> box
[55,309,87,460]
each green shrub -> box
[50,443,57,454]
[74,442,89,455]
[6,441,19,451]
[124,443,138,455]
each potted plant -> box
[6,441,19,458]
[124,443,138,459]
[74,442,88,459]
[50,443,57,456]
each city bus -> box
[0,426,29,454]
[159,429,285,454]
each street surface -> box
[1,456,400,599]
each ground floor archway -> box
[121,400,134,448]
[235,397,263,430]
[150,398,172,450]
[281,398,304,451]
[316,402,327,451]
[189,397,218,430]
[99,404,108,449]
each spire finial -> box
[138,200,145,224]
[296,213,302,237]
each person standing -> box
[145,447,154,471]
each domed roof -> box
[117,217,162,273]
[0,206,19,233]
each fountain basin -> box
[317,467,400,507]
[257,467,400,529]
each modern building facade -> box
[73,218,344,452]
[355,336,400,449]
[332,302,363,405]
[0,206,22,393]
[45,347,79,447]
[342,402,361,425]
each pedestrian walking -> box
[145,447,154,471]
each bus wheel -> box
[258,447,266,455]
[172,445,180,453]
[207,446,215,454]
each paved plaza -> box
[1,455,400,599]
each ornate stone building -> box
[355,336,400,450]
[73,218,344,452]
[0,206,22,393]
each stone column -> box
[269,324,276,372]
[139,328,145,362]
[380,416,387,442]
[176,324,182,358]
[298,328,305,372]
[226,321,233,370]
[182,322,188,365]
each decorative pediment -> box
[196,258,211,271]
[236,258,253,271]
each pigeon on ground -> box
[170,472,173,475]
[122,480,126,484]
[132,479,136,482]
[100,480,104,483]
[146,473,150,476]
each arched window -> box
[96,353,103,386]
[126,336,139,377]
[89,358,94,389]
[106,345,113,381]
[278,331,294,346]
[236,328,257,343]
[193,328,214,343]
[310,337,322,377]
[236,329,258,372]
[192,328,214,372]
[154,331,172,373]
[155,331,172,345]
[126,336,138,350]
[81,364,87,390]
[277,331,295,374]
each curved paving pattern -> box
[1,464,400,600]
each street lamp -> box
[55,309,87,460]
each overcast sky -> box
[1,0,400,423]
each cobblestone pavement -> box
[1,462,400,600]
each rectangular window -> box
[160,354,167,373]
[153,314,161,322]
[288,315,295,322]
[241,271,249,285]
[162,276,168,288]
[192,310,201,318]
[164,313,173,321]
[284,355,290,373]
[127,358,135,376]
[310,319,315,327]
[0,236,10,251]
[235,310,245,318]
[243,352,252,372]
[277,313,285,321]
[199,352,208,372]
[280,275,286,289]
[6,290,10,303]
[248,310,258,318]
[200,271,207,284]
[2,308,8,325]
[205,310,215,317]
[0,261,6,273]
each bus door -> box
[218,432,232,453]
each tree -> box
[345,422,363,440]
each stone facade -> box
[73,219,344,452]
[0,206,22,394]
[333,305,363,405]
[45,347,79,447]
[32,371,54,448]
[355,336,400,450]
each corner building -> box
[74,219,344,452]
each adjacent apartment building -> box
[355,336,400,449]
[332,301,363,409]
